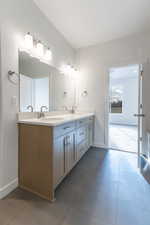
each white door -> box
[137,62,150,172]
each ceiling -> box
[110,65,139,81]
[33,0,150,49]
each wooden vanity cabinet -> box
[19,124,54,201]
[53,131,76,188]
[19,116,94,201]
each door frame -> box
[105,63,141,154]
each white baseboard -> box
[0,178,18,199]
[92,142,109,150]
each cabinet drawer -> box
[53,122,75,138]
[76,127,87,144]
[76,118,88,128]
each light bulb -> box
[44,48,52,61]
[66,65,71,75]
[36,41,44,58]
[60,65,66,74]
[24,32,33,50]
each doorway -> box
[108,65,139,153]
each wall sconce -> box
[24,32,33,50]
[81,90,88,97]
[63,91,67,96]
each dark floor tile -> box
[0,198,25,225]
[0,148,149,225]
[61,207,107,225]
[116,199,150,225]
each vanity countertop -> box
[18,112,94,127]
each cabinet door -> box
[53,136,65,188]
[77,141,87,161]
[64,132,76,174]
[88,122,93,148]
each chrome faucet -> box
[63,105,77,114]
[39,106,48,118]
[63,106,69,111]
[27,105,33,112]
[71,106,77,114]
[40,105,48,112]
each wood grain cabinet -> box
[53,131,76,188]
[19,116,94,201]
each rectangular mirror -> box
[19,51,76,112]
[19,51,50,112]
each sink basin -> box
[40,117,65,121]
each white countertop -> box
[18,112,94,127]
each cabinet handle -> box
[65,136,71,145]
[79,132,84,136]
[63,138,66,173]
[73,133,76,161]
[64,137,67,146]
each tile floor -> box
[1,148,150,225]
[109,124,138,153]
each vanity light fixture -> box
[60,64,79,76]
[21,32,53,65]
[73,68,79,77]
[66,64,72,75]
[44,48,52,61]
[70,65,75,75]
[24,32,33,50]
[60,64,67,75]
[36,41,44,58]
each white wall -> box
[109,77,138,126]
[0,0,75,198]
[76,31,150,148]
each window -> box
[110,86,123,113]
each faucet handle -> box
[71,105,77,114]
[62,106,68,111]
[40,105,48,113]
[27,105,33,112]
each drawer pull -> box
[79,132,84,136]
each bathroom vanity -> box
[18,113,94,201]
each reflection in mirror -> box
[19,51,50,112]
[53,69,76,111]
[19,51,77,113]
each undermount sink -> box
[40,117,65,121]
